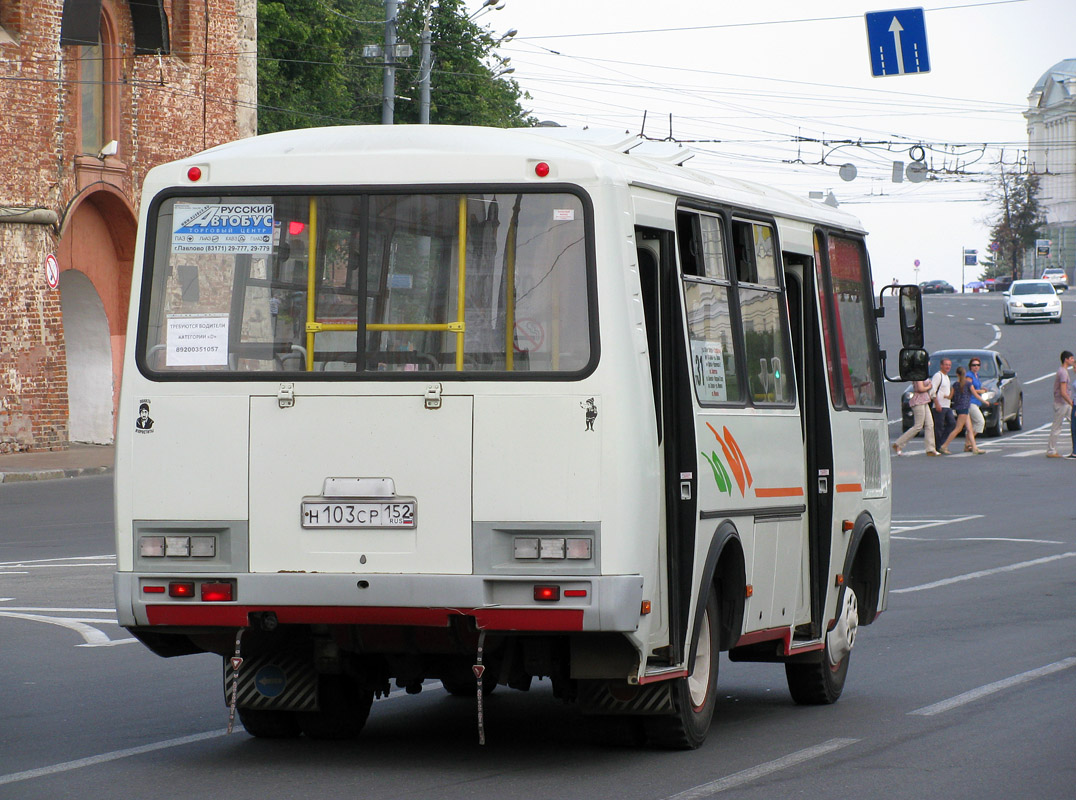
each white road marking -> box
[0,683,442,787]
[984,323,1001,348]
[0,611,135,647]
[909,657,1076,717]
[891,552,1076,594]
[662,738,860,798]
[891,515,983,535]
[1024,372,1057,385]
[0,730,230,787]
[0,554,115,567]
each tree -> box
[257,0,533,134]
[984,164,1046,281]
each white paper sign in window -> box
[172,203,275,254]
[166,314,229,366]
[691,340,728,403]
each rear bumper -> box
[115,572,644,633]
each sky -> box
[464,0,1076,288]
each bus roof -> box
[153,124,865,234]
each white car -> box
[1041,268,1068,292]
[1003,280,1062,324]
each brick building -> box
[0,0,256,452]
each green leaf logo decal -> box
[701,450,732,496]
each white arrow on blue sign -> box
[865,8,930,77]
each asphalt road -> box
[1,290,1074,799]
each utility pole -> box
[419,2,432,124]
[382,0,398,125]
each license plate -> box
[301,500,416,529]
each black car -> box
[900,349,1023,437]
[988,275,1013,292]
[919,279,955,294]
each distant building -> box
[0,0,256,453]
[1025,58,1076,280]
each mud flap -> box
[577,680,677,715]
[222,649,319,712]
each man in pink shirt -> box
[1046,350,1074,457]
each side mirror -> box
[899,348,930,381]
[1001,369,1016,380]
[898,285,924,349]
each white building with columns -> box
[1025,58,1076,278]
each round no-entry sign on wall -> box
[45,254,60,289]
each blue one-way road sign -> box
[865,8,930,77]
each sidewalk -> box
[0,444,114,483]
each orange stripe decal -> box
[835,483,862,493]
[754,486,805,498]
[723,427,753,489]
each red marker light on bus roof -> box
[534,162,550,178]
[186,166,202,182]
[288,221,306,236]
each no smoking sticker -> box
[45,254,59,289]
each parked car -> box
[920,279,955,294]
[1041,268,1068,292]
[1003,279,1062,324]
[901,349,1023,437]
[988,275,1013,292]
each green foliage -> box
[257,0,533,134]
[984,168,1046,280]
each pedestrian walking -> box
[892,377,939,456]
[1046,350,1075,458]
[966,357,987,449]
[930,357,955,451]
[940,366,985,454]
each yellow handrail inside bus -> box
[304,197,318,371]
[303,195,469,371]
[456,195,467,371]
[306,322,465,333]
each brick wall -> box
[0,0,256,453]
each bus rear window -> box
[140,191,593,377]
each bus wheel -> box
[238,708,301,739]
[786,587,858,705]
[644,587,719,749]
[297,674,374,739]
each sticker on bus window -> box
[171,203,275,254]
[691,340,728,403]
[166,314,230,366]
[552,209,575,221]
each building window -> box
[77,9,119,156]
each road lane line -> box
[909,657,1076,716]
[1024,372,1056,385]
[0,554,115,566]
[661,738,859,798]
[891,552,1076,594]
[0,730,230,786]
[891,515,983,535]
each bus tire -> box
[297,674,374,740]
[238,708,302,739]
[785,587,857,705]
[644,586,719,749]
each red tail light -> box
[534,585,560,601]
[168,582,196,598]
[201,582,234,602]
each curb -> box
[0,465,113,484]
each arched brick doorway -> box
[57,187,136,443]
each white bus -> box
[114,125,925,748]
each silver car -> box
[1003,280,1062,324]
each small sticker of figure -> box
[581,398,597,431]
[136,402,154,431]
